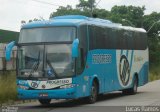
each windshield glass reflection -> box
[17,44,74,78]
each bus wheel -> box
[39,99,51,105]
[87,81,98,104]
[132,77,138,94]
[123,77,138,95]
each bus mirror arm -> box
[5,41,16,61]
[72,39,79,58]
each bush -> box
[149,65,160,81]
[0,71,17,104]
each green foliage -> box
[143,12,160,66]
[110,5,145,27]
[0,29,19,43]
[51,5,81,18]
[50,6,110,19]
[149,64,160,81]
[50,5,92,18]
[50,5,146,27]
[76,0,96,10]
[143,12,160,34]
[93,8,111,19]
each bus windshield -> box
[19,27,76,43]
[17,44,74,78]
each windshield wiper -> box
[46,53,58,78]
[28,51,40,77]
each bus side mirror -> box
[72,39,79,58]
[5,41,16,61]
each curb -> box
[0,100,36,106]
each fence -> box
[0,43,16,71]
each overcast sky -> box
[0,0,160,31]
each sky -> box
[0,0,160,32]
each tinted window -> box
[134,32,147,50]
[89,25,111,49]
[88,25,147,50]
[77,25,88,74]
[19,27,76,43]
[88,25,96,49]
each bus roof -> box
[22,15,146,33]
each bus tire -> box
[123,77,138,95]
[87,81,98,104]
[39,99,51,105]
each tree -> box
[50,4,110,19]
[50,5,80,18]
[93,8,110,19]
[109,5,145,27]
[143,12,160,36]
[143,12,160,65]
[76,0,96,17]
[50,5,91,18]
[76,0,96,10]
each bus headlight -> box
[60,84,76,89]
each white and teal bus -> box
[6,15,149,104]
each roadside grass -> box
[0,71,17,104]
[149,64,160,81]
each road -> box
[6,80,160,112]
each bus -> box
[5,15,149,104]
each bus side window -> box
[143,33,148,50]
[117,29,124,49]
[123,30,134,50]
[111,28,117,49]
[77,25,88,74]
[127,31,134,50]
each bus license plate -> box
[39,93,48,97]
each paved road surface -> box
[4,80,160,112]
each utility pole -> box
[84,0,93,17]
[90,0,93,17]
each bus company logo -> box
[47,79,70,85]
[119,55,130,86]
[31,82,38,88]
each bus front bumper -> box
[17,87,77,99]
